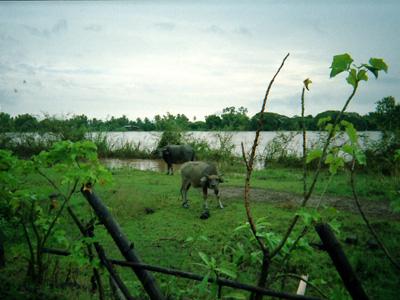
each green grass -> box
[2,167,399,299]
[226,166,396,201]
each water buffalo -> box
[160,144,195,175]
[180,161,224,219]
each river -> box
[96,131,381,171]
[93,131,381,155]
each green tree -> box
[205,114,222,130]
[14,114,38,132]
[374,96,399,131]
[220,106,250,130]
[0,112,14,132]
[250,112,289,131]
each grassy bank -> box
[1,165,399,299]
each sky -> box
[0,1,399,121]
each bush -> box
[364,131,400,175]
[157,130,183,149]
[263,132,302,167]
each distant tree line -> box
[0,96,398,133]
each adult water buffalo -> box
[180,161,224,219]
[160,144,195,175]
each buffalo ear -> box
[218,177,224,183]
[200,176,207,184]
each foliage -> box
[89,132,151,159]
[157,130,183,149]
[185,132,239,167]
[0,141,111,287]
[263,132,301,167]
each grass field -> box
[2,165,400,299]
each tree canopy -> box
[1,96,397,133]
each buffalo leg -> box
[202,187,209,211]
[214,188,224,209]
[181,182,190,208]
[200,187,210,219]
[167,163,172,175]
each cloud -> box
[205,25,225,35]
[0,88,18,108]
[84,24,103,32]
[52,19,68,34]
[154,22,175,31]
[0,33,19,44]
[23,19,67,38]
[23,25,51,38]
[234,27,252,36]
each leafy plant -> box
[0,141,111,285]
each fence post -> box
[81,184,165,300]
[315,223,368,300]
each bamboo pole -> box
[81,184,165,300]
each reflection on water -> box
[101,158,264,172]
[101,158,188,173]
[101,158,166,172]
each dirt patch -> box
[220,186,400,220]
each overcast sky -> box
[0,1,399,121]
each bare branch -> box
[41,179,79,248]
[241,142,249,170]
[243,53,290,255]
[301,86,307,198]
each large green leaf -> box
[342,144,355,155]
[369,58,388,72]
[341,120,358,143]
[330,53,353,78]
[364,65,379,79]
[325,153,345,174]
[355,149,367,165]
[306,149,323,163]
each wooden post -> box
[296,275,308,296]
[81,184,165,300]
[315,223,369,300]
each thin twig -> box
[21,221,36,275]
[301,86,307,198]
[241,142,249,170]
[243,53,290,254]
[350,159,400,271]
[41,178,79,247]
